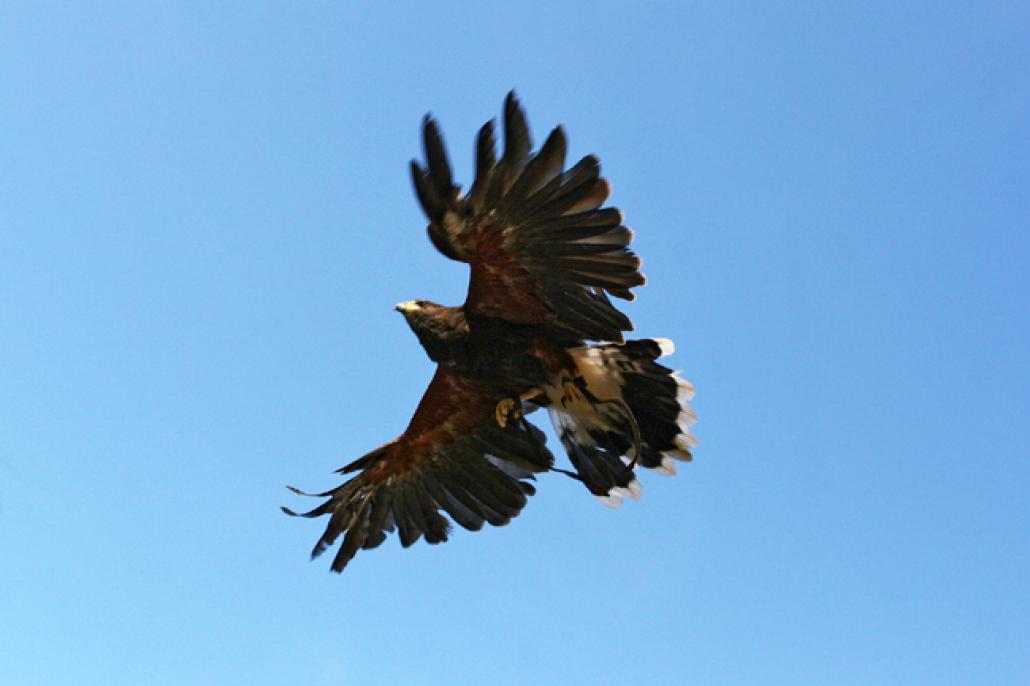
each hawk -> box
[284,92,697,572]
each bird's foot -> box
[495,397,521,428]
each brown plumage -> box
[285,92,697,572]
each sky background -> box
[1,3,1027,685]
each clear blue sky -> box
[2,3,1027,684]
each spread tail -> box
[544,338,696,506]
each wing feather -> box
[469,120,497,212]
[422,115,454,201]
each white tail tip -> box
[655,338,676,357]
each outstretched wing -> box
[283,366,554,572]
[410,91,645,343]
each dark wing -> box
[283,366,554,572]
[410,91,645,343]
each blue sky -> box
[2,3,1027,684]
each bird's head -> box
[394,300,466,357]
[395,299,445,335]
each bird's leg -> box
[495,388,544,428]
[557,375,590,408]
[594,396,643,469]
[559,375,643,469]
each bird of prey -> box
[284,92,697,572]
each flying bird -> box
[284,92,697,572]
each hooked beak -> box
[395,301,417,314]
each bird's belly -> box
[452,341,548,392]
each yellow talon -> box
[495,397,519,428]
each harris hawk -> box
[284,92,697,572]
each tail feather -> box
[545,337,697,503]
[548,402,642,507]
